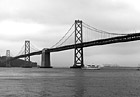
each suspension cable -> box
[51,23,75,48]
[56,31,75,47]
[16,44,25,56]
[83,22,128,35]
[30,43,40,51]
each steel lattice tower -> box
[72,20,84,68]
[6,50,10,67]
[25,41,30,62]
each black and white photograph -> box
[0,0,140,97]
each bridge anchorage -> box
[40,48,52,68]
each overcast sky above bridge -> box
[0,0,140,67]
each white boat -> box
[82,65,100,70]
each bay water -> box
[0,68,139,97]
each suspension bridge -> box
[4,20,140,68]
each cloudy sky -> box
[0,0,140,67]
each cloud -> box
[0,19,47,40]
[0,0,140,29]
[0,0,140,66]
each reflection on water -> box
[0,68,140,97]
[72,69,85,97]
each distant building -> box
[0,56,37,67]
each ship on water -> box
[82,64,100,70]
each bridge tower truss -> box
[71,20,84,68]
[25,40,30,62]
[6,50,10,67]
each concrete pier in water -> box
[40,49,52,68]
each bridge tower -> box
[71,20,84,68]
[25,40,30,62]
[6,50,10,67]
[24,40,31,67]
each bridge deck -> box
[49,33,140,52]
[13,32,140,59]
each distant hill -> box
[0,56,37,67]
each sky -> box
[0,0,140,67]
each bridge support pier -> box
[40,49,52,68]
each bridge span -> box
[11,20,140,68]
[11,23,140,68]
